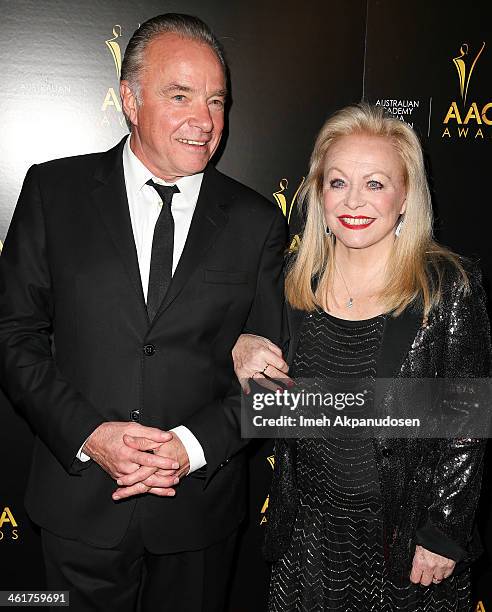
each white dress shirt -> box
[77,138,206,473]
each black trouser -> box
[41,502,237,612]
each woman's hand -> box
[410,545,456,586]
[232,333,291,393]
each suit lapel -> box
[152,165,229,322]
[91,137,148,318]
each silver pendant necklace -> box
[334,259,386,309]
[334,260,354,308]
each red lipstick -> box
[337,215,375,230]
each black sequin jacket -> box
[263,263,492,582]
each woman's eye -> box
[367,180,383,190]
[329,178,345,189]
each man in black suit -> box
[0,14,286,611]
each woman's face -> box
[323,134,407,254]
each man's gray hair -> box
[121,13,228,106]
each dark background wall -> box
[0,1,490,611]
[364,0,492,290]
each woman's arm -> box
[412,265,491,581]
[232,333,291,392]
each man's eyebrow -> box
[161,84,228,97]
[162,84,194,93]
[211,89,228,98]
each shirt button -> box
[130,410,140,422]
[143,344,156,356]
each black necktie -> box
[145,179,180,321]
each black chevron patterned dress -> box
[268,309,471,611]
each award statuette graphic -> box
[105,25,123,79]
[102,24,137,125]
[442,41,490,140]
[259,455,275,525]
[273,177,305,225]
[273,177,304,251]
[452,42,485,107]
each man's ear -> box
[120,81,138,126]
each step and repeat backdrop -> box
[0,1,490,610]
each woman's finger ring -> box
[432,577,442,584]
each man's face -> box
[121,33,226,181]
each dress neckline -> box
[314,308,385,328]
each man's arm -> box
[182,208,287,484]
[0,166,107,472]
[0,165,177,481]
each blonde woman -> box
[233,103,491,611]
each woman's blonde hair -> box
[285,102,467,317]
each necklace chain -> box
[333,258,386,309]
[334,260,354,308]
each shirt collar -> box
[123,136,204,204]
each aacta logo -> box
[0,506,19,541]
[475,601,485,612]
[101,24,134,128]
[442,42,491,139]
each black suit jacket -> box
[265,264,491,581]
[0,137,287,553]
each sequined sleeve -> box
[263,438,299,562]
[417,267,492,560]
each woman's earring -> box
[395,216,404,237]
[326,226,332,236]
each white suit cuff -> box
[170,426,206,474]
[76,437,91,462]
